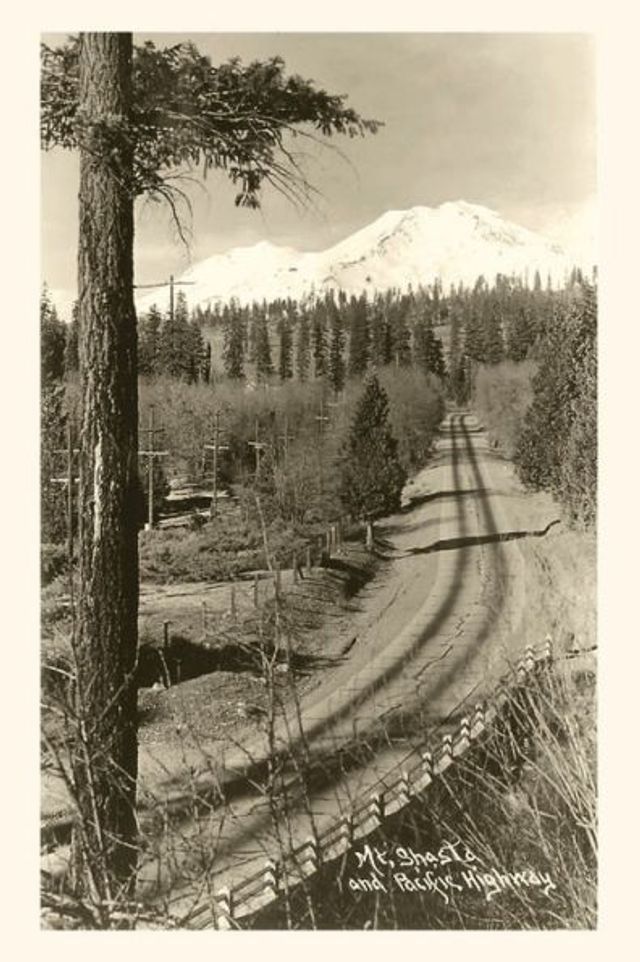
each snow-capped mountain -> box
[135,201,571,313]
[49,201,577,320]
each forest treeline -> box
[471,276,597,527]
[41,265,596,555]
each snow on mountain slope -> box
[49,202,573,319]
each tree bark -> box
[73,32,139,900]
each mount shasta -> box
[136,201,573,314]
[50,201,581,319]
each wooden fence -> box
[187,637,554,929]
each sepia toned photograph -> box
[39,29,597,930]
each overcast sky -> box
[41,32,596,297]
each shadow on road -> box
[405,518,561,556]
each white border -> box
[3,2,639,959]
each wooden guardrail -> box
[188,638,554,929]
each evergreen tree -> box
[254,313,273,382]
[369,301,392,367]
[223,311,245,379]
[64,300,80,374]
[390,300,412,367]
[347,296,369,376]
[278,315,294,381]
[158,292,192,378]
[138,304,162,376]
[464,311,485,363]
[41,286,66,384]
[482,308,504,365]
[328,307,346,394]
[516,281,597,525]
[295,313,311,381]
[312,312,327,378]
[339,373,406,520]
[186,317,207,383]
[506,306,532,362]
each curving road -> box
[132,411,533,918]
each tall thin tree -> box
[74,32,139,899]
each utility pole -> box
[139,405,168,529]
[134,275,196,321]
[203,411,230,519]
[278,414,295,468]
[315,397,330,499]
[248,416,267,480]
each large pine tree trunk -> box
[73,32,139,900]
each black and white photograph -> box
[33,20,603,934]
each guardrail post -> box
[215,886,233,929]
[472,702,485,738]
[371,792,384,825]
[524,645,535,673]
[454,716,471,756]
[304,835,318,876]
[400,769,411,801]
[264,857,279,898]
[436,733,453,773]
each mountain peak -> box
[48,201,577,318]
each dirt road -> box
[135,411,542,919]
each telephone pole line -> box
[203,411,230,518]
[134,275,195,321]
[315,396,331,500]
[139,405,168,529]
[247,416,267,480]
[278,414,295,468]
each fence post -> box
[306,544,312,573]
[201,601,207,637]
[275,563,281,600]
[163,620,170,652]
[543,634,553,662]
[253,573,259,608]
[365,521,374,550]
[293,552,299,584]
